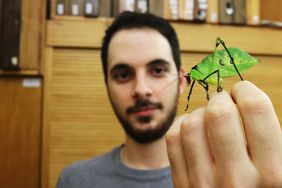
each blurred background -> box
[0,0,281,187]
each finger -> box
[206,91,251,170]
[231,81,282,171]
[166,114,190,188]
[180,107,215,187]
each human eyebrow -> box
[148,59,170,66]
[110,64,131,74]
[147,59,171,71]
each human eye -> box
[150,65,169,77]
[112,69,132,83]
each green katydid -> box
[184,37,259,110]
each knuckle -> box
[219,140,244,160]
[173,181,190,188]
[180,116,202,135]
[261,176,282,188]
[206,100,234,124]
[166,114,194,146]
[166,148,177,164]
[239,92,271,115]
[219,164,258,188]
[165,131,179,145]
[180,115,205,146]
[260,164,282,187]
[220,174,257,188]
[190,173,214,188]
[166,114,190,144]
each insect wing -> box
[217,48,259,78]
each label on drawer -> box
[22,78,41,88]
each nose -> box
[132,75,153,98]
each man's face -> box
[107,28,184,143]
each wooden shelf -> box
[0,69,40,76]
[47,18,282,55]
[46,18,111,49]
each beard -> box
[109,91,179,144]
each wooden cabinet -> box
[43,18,282,188]
[0,0,45,187]
[0,77,42,188]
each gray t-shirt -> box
[56,146,173,188]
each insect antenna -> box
[155,75,182,97]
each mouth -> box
[132,107,157,116]
[126,99,163,118]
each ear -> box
[178,68,186,95]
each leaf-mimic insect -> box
[184,37,259,110]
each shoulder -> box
[63,146,119,176]
[56,146,121,188]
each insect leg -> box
[198,80,210,100]
[203,69,222,93]
[185,80,196,111]
[216,70,223,92]
[216,37,244,81]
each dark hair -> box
[101,11,181,81]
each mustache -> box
[126,99,163,115]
